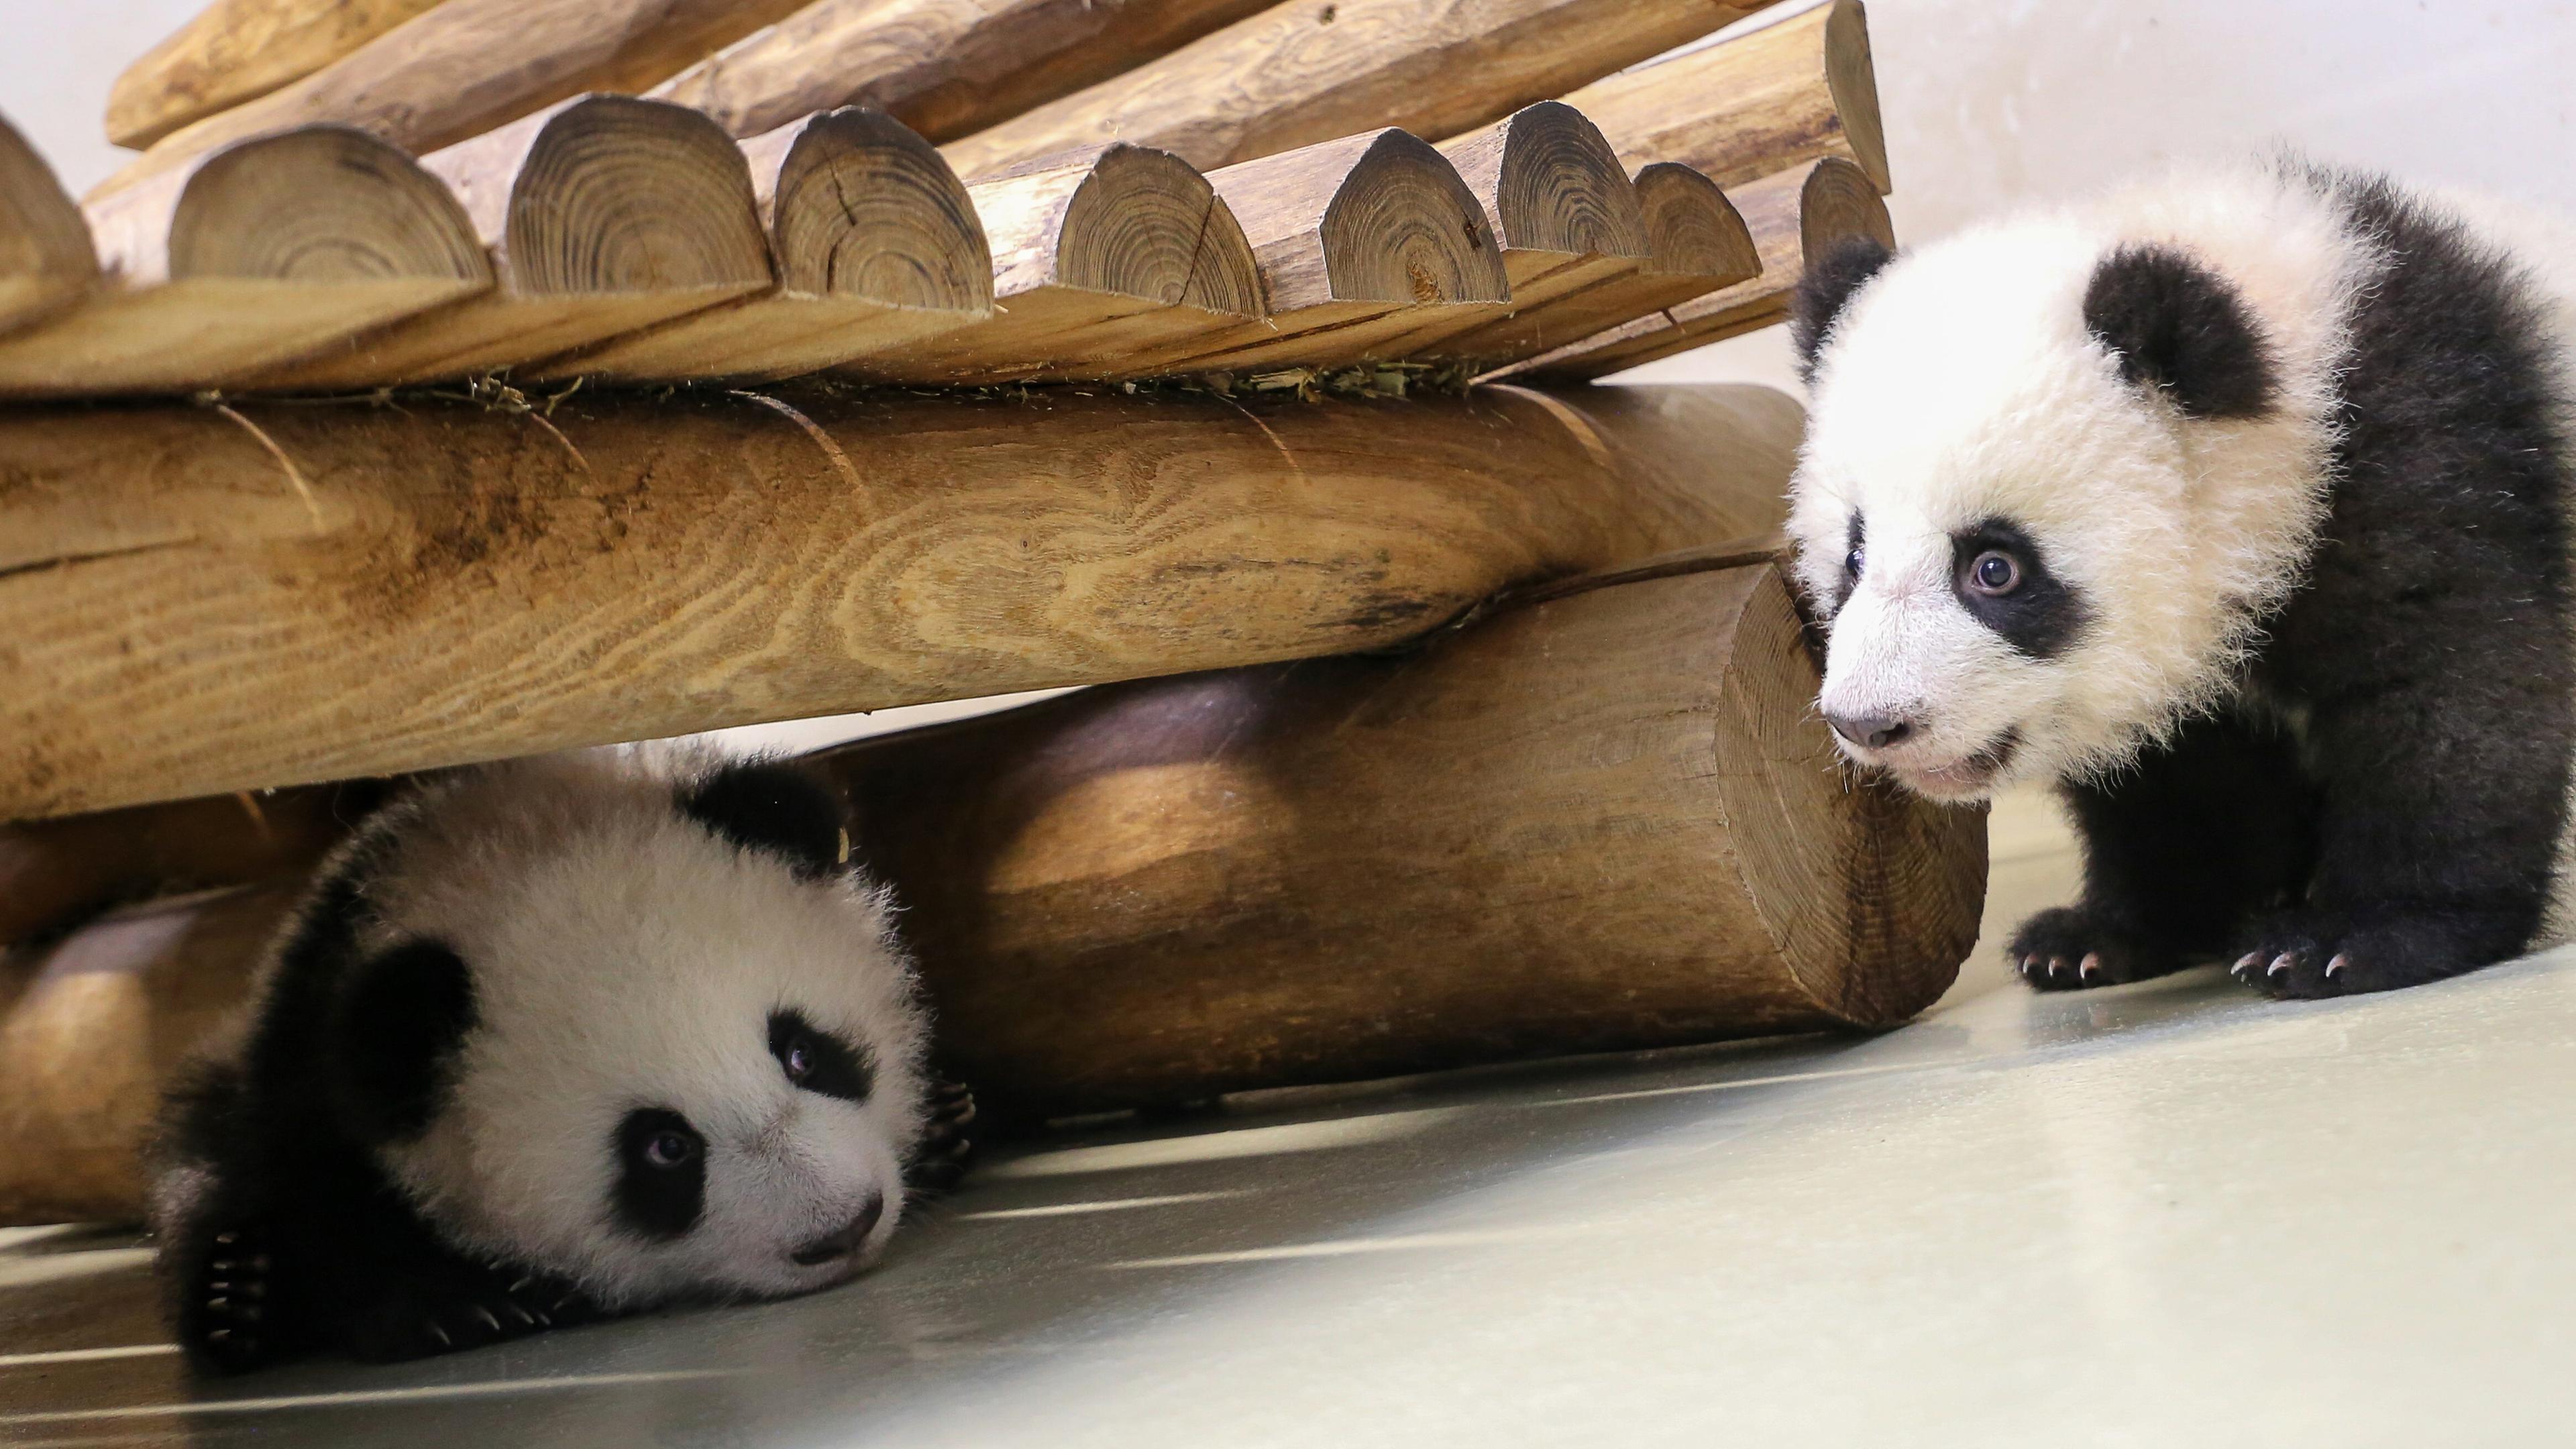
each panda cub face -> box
[1786,167,2363,800]
[357,753,929,1309]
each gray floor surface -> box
[7,790,2572,1446]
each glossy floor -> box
[8,789,2573,1446]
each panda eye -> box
[767,1008,873,1102]
[1845,545,1864,577]
[1966,550,2021,595]
[644,1131,696,1169]
[784,1040,814,1081]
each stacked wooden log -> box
[0,0,1890,396]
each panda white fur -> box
[1788,157,2576,1000]
[148,750,975,1373]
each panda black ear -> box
[2082,244,2277,419]
[678,760,848,882]
[330,938,476,1142]
[1790,234,1894,382]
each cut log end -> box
[1827,0,1892,192]
[502,96,773,294]
[1061,143,1262,314]
[1442,101,1648,260]
[0,113,97,335]
[167,125,489,285]
[769,107,991,310]
[1320,129,1511,306]
[1632,162,1759,284]
[1799,152,1896,262]
[1717,569,1984,1026]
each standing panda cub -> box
[1788,159,2576,1000]
[150,751,977,1374]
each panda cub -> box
[150,750,975,1374]
[1788,158,2576,1000]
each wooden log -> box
[0,113,100,338]
[256,97,773,390]
[818,557,1987,1120]
[1094,128,1512,377]
[0,127,486,397]
[1558,0,1888,193]
[1497,154,1889,381]
[842,142,1260,386]
[0,783,380,951]
[1318,100,1652,365]
[0,886,289,1226]
[0,382,1803,819]
[1425,161,1758,366]
[105,0,450,150]
[525,109,990,383]
[91,0,818,201]
[938,0,1770,181]
[652,0,1275,146]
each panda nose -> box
[1826,711,1913,750]
[790,1192,885,1265]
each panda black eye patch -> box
[1835,513,1866,612]
[612,1108,706,1239]
[767,1009,872,1102]
[1950,519,2088,659]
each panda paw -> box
[906,1078,978,1198]
[2228,910,2495,1000]
[352,1268,599,1362]
[189,1226,281,1375]
[2007,908,2187,991]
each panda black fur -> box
[1788,158,2576,1001]
[148,750,976,1374]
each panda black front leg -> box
[2228,672,2569,1000]
[905,1077,979,1198]
[2011,712,2314,991]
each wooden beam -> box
[91,0,817,201]
[0,382,1804,819]
[652,0,1275,146]
[843,142,1261,384]
[256,97,773,390]
[1557,0,1888,192]
[0,885,287,1226]
[0,112,99,338]
[1496,154,1889,380]
[1097,127,1513,377]
[816,558,1986,1120]
[0,127,486,397]
[937,0,1771,181]
[527,108,991,383]
[1427,161,1758,366]
[105,0,450,149]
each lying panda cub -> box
[149,751,975,1374]
[1789,158,2576,1000]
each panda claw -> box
[2325,955,2348,979]
[429,1322,453,1348]
[2268,953,2297,977]
[2078,953,2101,981]
[213,1232,238,1246]
[472,1305,502,1332]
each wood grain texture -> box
[1556,0,1887,192]
[845,141,1260,384]
[256,97,772,390]
[0,126,486,396]
[1099,127,1513,376]
[0,782,376,950]
[653,0,1275,144]
[92,0,816,201]
[938,0,1767,181]
[0,885,288,1226]
[0,382,1803,819]
[820,561,1987,1120]
[531,108,991,382]
[105,0,450,149]
[1497,154,1888,381]
[1424,160,1756,365]
[0,112,99,339]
